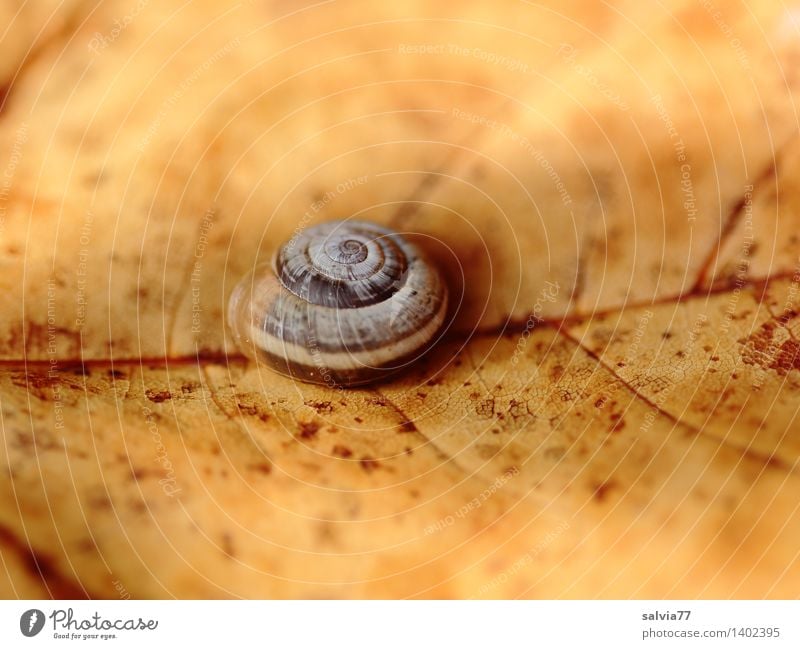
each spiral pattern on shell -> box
[228,220,449,387]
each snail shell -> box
[227,220,448,387]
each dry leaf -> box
[1,0,799,598]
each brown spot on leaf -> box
[593,481,616,502]
[739,316,800,376]
[237,402,270,422]
[316,522,337,545]
[10,372,54,401]
[181,381,201,394]
[145,389,171,403]
[221,533,235,559]
[298,422,320,439]
[610,414,626,433]
[360,457,380,472]
[305,400,334,414]
[129,467,148,481]
[248,462,272,475]
[477,444,500,459]
[508,399,527,419]
[332,445,352,458]
[397,420,418,433]
[544,446,565,460]
[476,398,495,418]
[0,526,90,599]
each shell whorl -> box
[275,221,409,309]
[228,220,448,387]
